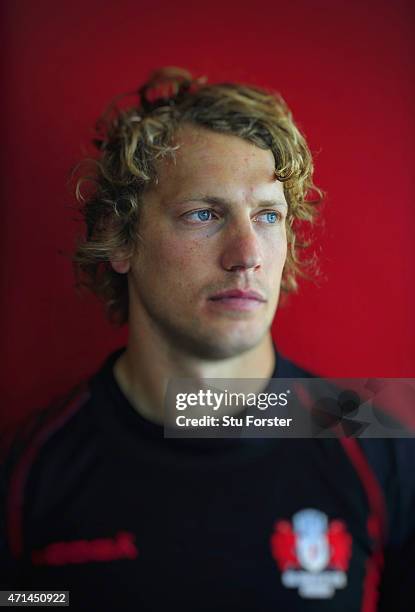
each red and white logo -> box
[270,509,352,599]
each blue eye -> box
[196,210,212,221]
[185,209,215,223]
[256,211,280,224]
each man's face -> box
[124,124,288,359]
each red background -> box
[1,0,414,425]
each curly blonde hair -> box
[73,67,323,325]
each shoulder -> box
[0,383,93,561]
[1,384,94,505]
[1,384,92,471]
[0,348,124,474]
[357,438,415,539]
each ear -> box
[110,257,131,274]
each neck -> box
[113,316,276,425]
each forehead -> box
[152,123,284,201]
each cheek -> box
[279,238,288,264]
[139,235,204,279]
[263,232,287,269]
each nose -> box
[220,217,262,272]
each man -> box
[1,68,414,611]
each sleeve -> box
[0,393,89,589]
[375,439,415,611]
[0,413,47,588]
[0,427,22,588]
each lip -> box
[209,289,266,301]
[207,289,266,312]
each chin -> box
[187,330,267,361]
[153,313,269,361]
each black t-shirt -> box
[1,348,414,611]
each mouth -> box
[208,289,266,312]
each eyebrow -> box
[172,194,288,210]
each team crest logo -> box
[270,509,352,599]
